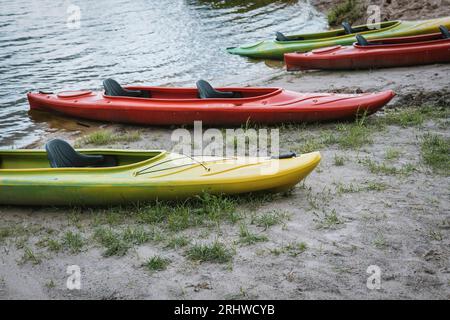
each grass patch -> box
[37,237,62,252]
[316,209,343,229]
[136,194,238,231]
[270,242,308,257]
[252,210,290,230]
[335,181,388,193]
[93,228,131,257]
[20,247,42,265]
[421,133,449,174]
[428,230,443,241]
[238,224,268,245]
[361,158,415,175]
[293,130,337,153]
[334,182,360,194]
[373,233,387,249]
[365,181,388,191]
[380,106,449,127]
[186,241,233,263]
[385,148,401,161]
[327,0,363,26]
[0,227,13,243]
[166,236,190,249]
[0,225,31,243]
[336,116,372,149]
[122,226,150,245]
[75,130,141,147]
[62,231,84,254]
[145,256,171,271]
[333,154,346,166]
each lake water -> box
[0,0,326,148]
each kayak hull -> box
[227,17,450,59]
[27,87,395,125]
[0,149,321,206]
[285,33,450,70]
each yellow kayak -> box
[0,140,321,206]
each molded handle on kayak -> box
[271,152,297,159]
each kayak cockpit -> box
[275,21,400,42]
[103,79,279,100]
[354,25,450,47]
[0,142,163,170]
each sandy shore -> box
[312,0,450,24]
[1,4,449,300]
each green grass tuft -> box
[93,228,130,257]
[385,148,401,161]
[421,133,449,174]
[333,154,346,166]
[316,209,343,229]
[122,226,150,245]
[270,242,308,257]
[62,231,84,254]
[186,241,233,263]
[20,247,42,265]
[361,158,415,175]
[75,130,141,147]
[252,210,290,230]
[166,236,190,249]
[238,224,268,245]
[336,116,372,150]
[327,0,363,26]
[381,106,449,127]
[145,256,171,271]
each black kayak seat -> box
[276,31,289,41]
[271,152,297,159]
[356,34,369,46]
[45,139,117,168]
[103,78,150,98]
[196,80,242,99]
[275,31,304,42]
[342,21,355,35]
[439,25,450,39]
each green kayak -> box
[227,17,450,60]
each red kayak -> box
[285,26,450,71]
[28,79,395,125]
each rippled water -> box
[0,0,326,148]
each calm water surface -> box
[0,0,326,148]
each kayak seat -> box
[103,79,151,98]
[275,32,304,42]
[356,34,369,46]
[196,80,242,99]
[45,139,117,168]
[342,21,355,35]
[439,25,450,39]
